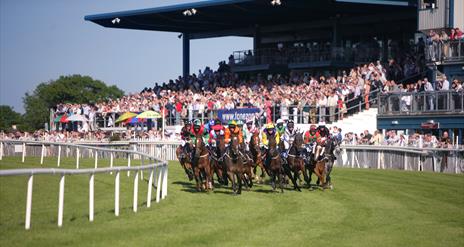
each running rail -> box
[0,140,169,230]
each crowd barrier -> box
[0,140,169,230]
[4,140,461,174]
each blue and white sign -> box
[217,108,261,123]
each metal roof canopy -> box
[84,0,416,39]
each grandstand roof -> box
[85,0,416,39]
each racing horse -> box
[192,135,213,191]
[222,136,248,194]
[176,143,194,181]
[284,133,309,191]
[267,134,284,192]
[249,132,267,183]
[309,136,338,189]
[208,135,228,186]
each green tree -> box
[0,105,22,131]
[23,75,124,130]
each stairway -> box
[326,108,378,135]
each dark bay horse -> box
[192,136,213,191]
[176,144,194,181]
[267,135,284,192]
[209,135,228,186]
[284,133,309,191]
[222,137,248,194]
[249,132,267,182]
[308,136,338,189]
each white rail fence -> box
[0,140,168,230]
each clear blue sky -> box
[0,0,252,113]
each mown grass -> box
[0,156,463,247]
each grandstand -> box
[82,0,464,144]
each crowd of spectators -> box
[425,27,464,62]
[340,128,455,148]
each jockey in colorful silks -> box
[281,120,297,158]
[208,119,225,147]
[261,123,281,169]
[315,124,330,160]
[180,120,192,153]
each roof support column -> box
[182,33,190,79]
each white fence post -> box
[57,145,61,167]
[94,151,98,169]
[89,174,94,222]
[140,157,144,181]
[25,175,33,230]
[156,167,162,203]
[40,144,45,165]
[162,165,168,199]
[404,152,408,170]
[133,170,139,213]
[58,174,65,227]
[22,143,26,163]
[147,168,154,208]
[0,142,3,160]
[115,171,120,216]
[76,148,80,169]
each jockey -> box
[315,124,330,160]
[243,117,258,148]
[304,124,319,156]
[190,119,209,146]
[261,123,280,148]
[224,120,243,145]
[208,119,224,147]
[281,120,297,158]
[261,123,280,168]
[275,119,286,137]
[180,120,192,152]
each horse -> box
[192,135,213,191]
[176,143,194,181]
[267,135,284,192]
[249,132,267,183]
[208,135,228,186]
[284,133,309,191]
[222,136,248,194]
[308,136,338,189]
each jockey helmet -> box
[287,120,294,129]
[184,120,191,126]
[193,119,201,127]
[237,120,244,126]
[228,120,237,128]
[310,124,317,131]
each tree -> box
[23,75,124,130]
[0,105,22,131]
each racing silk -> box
[208,129,224,146]
[181,125,191,140]
[304,131,319,144]
[190,125,209,144]
[224,128,243,144]
[261,131,280,147]
[317,131,328,146]
[282,128,297,150]
[276,126,286,137]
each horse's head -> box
[194,136,204,158]
[293,133,304,153]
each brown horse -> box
[192,136,213,191]
[249,132,267,182]
[267,135,284,192]
[208,135,227,186]
[284,133,309,191]
[222,136,248,194]
[176,144,194,181]
[313,157,329,189]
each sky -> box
[0,0,252,113]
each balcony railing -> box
[232,46,381,67]
[378,90,464,115]
[425,40,464,63]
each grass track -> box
[0,156,463,247]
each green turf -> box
[0,156,463,247]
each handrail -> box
[0,140,169,230]
[340,144,462,154]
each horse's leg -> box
[270,170,276,191]
[302,165,310,188]
[194,168,201,192]
[283,162,299,191]
[237,173,243,195]
[278,168,284,193]
[292,169,302,192]
[229,171,237,194]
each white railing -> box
[337,145,464,174]
[0,140,169,230]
